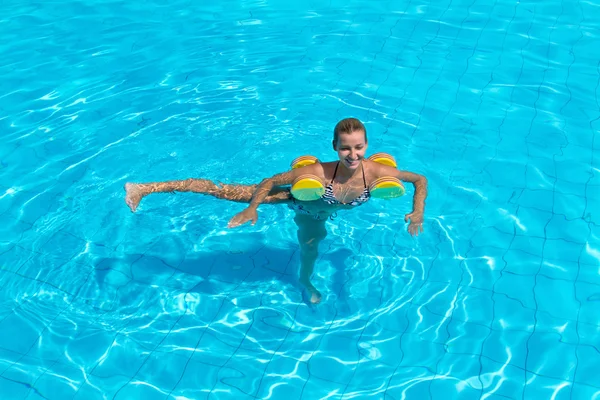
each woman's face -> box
[334,130,368,170]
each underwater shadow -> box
[91,238,352,307]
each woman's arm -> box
[396,170,428,236]
[248,171,296,209]
[370,161,428,236]
[228,164,322,228]
[395,170,428,214]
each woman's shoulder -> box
[363,158,398,180]
[290,160,329,178]
[363,158,391,172]
[318,161,338,169]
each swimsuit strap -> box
[361,162,367,188]
[330,162,340,184]
[330,161,366,185]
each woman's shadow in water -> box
[91,233,354,309]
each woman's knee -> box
[213,183,256,202]
[297,226,327,248]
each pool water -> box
[1,0,599,398]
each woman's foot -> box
[300,278,322,304]
[124,183,144,212]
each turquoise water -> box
[1,0,599,398]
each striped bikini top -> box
[322,162,371,206]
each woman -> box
[125,118,428,303]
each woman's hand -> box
[404,211,424,236]
[228,208,258,228]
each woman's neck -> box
[335,160,363,183]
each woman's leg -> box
[124,179,289,212]
[294,213,328,304]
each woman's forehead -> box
[337,131,366,145]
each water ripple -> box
[1,0,599,398]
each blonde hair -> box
[333,118,367,146]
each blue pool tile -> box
[170,359,220,399]
[524,157,556,191]
[543,239,585,264]
[0,214,34,244]
[412,280,458,315]
[492,295,536,334]
[522,373,574,400]
[257,379,304,400]
[509,235,545,258]
[385,366,432,400]
[17,190,62,226]
[309,333,358,384]
[322,315,367,340]
[535,276,578,320]
[570,383,600,400]
[535,312,578,345]
[573,344,600,387]
[214,358,264,398]
[468,262,502,292]
[478,357,526,399]
[525,330,577,382]
[515,206,553,238]
[299,375,345,400]
[173,331,229,368]
[239,309,290,353]
[451,287,495,328]
[558,178,591,199]
[485,205,522,237]
[256,356,308,399]
[485,159,528,188]
[494,272,536,310]
[129,254,176,286]
[111,383,167,400]
[0,310,44,356]
[32,364,88,400]
[446,319,490,356]
[273,330,322,363]
[91,334,148,379]
[502,251,542,277]
[209,252,257,284]
[0,244,33,273]
[554,159,589,184]
[343,361,396,395]
[430,354,484,397]
[539,259,578,282]
[481,327,530,370]
[1,357,47,396]
[553,191,588,222]
[526,134,568,160]
[64,325,115,369]
[470,227,515,254]
[574,281,600,325]
[427,257,463,286]
[21,259,92,299]
[400,335,446,369]
[546,214,589,243]
[579,241,600,268]
[516,189,555,212]
[37,227,87,260]
[25,391,47,400]
[355,326,402,367]
[0,376,31,399]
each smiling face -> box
[333,129,368,170]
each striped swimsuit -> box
[321,162,370,206]
[289,161,371,220]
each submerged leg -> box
[295,214,327,304]
[124,178,289,212]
